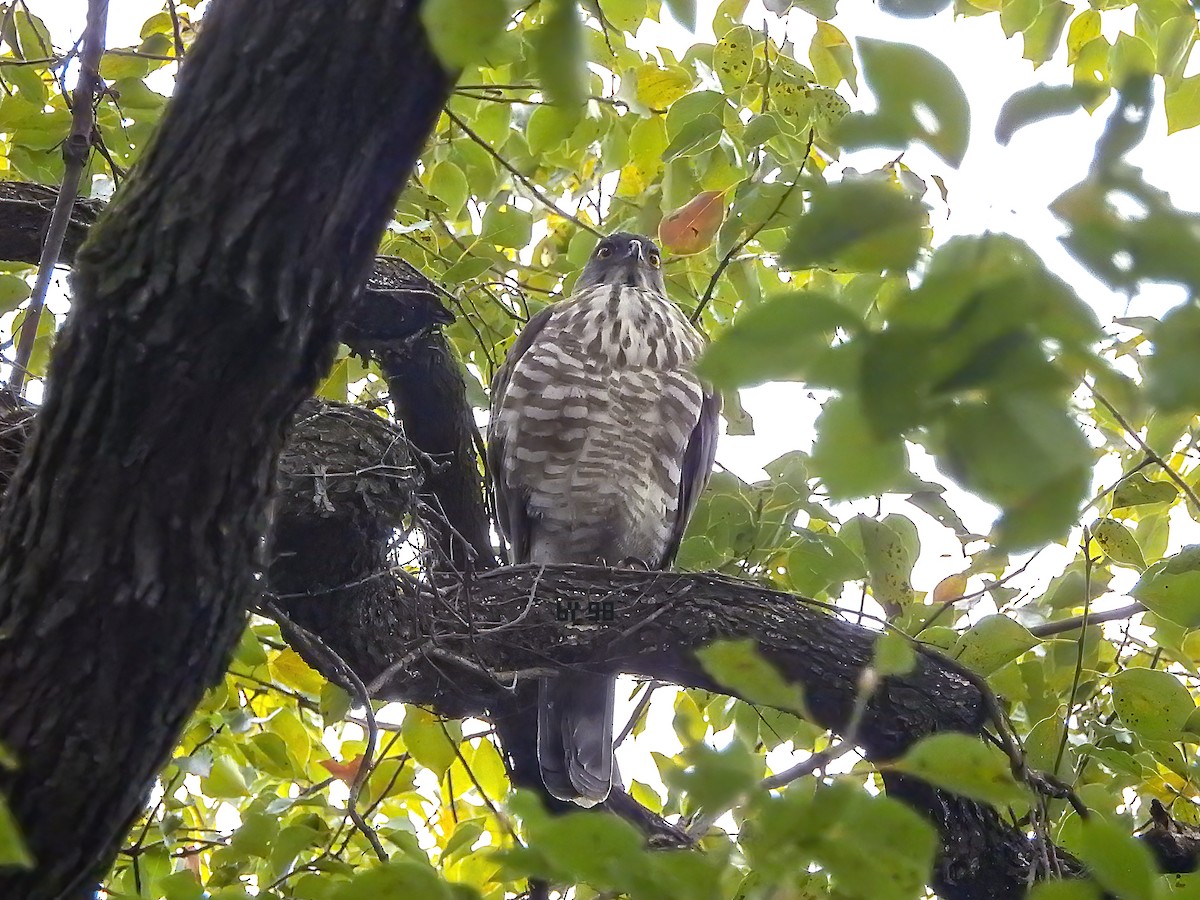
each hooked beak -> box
[628,239,644,261]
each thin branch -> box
[615,680,660,748]
[1092,385,1200,516]
[165,0,186,61]
[1029,602,1146,639]
[685,741,853,839]
[445,109,602,237]
[263,601,388,863]
[760,740,852,790]
[11,0,109,391]
[690,128,814,325]
[1054,529,1093,778]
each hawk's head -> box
[575,232,666,295]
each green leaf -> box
[782,177,928,273]
[854,513,919,614]
[873,631,916,676]
[1146,302,1200,412]
[533,0,585,108]
[1022,0,1071,66]
[664,741,759,812]
[696,638,806,714]
[951,615,1039,675]
[99,51,154,81]
[1092,517,1146,570]
[1133,546,1200,627]
[891,733,1026,805]
[428,162,470,220]
[516,795,649,887]
[633,64,695,109]
[661,113,723,161]
[935,393,1090,551]
[809,22,857,92]
[443,819,486,861]
[785,528,865,597]
[320,682,352,726]
[421,0,512,69]
[527,105,579,155]
[332,860,456,900]
[605,0,650,31]
[696,291,856,389]
[663,0,698,29]
[713,25,754,92]
[1111,472,1178,510]
[481,204,533,249]
[1066,10,1101,65]
[837,38,970,166]
[810,783,936,900]
[402,708,460,777]
[1110,667,1195,741]
[0,795,32,869]
[811,395,908,499]
[1165,73,1200,135]
[995,84,1098,145]
[202,755,249,799]
[1076,816,1157,900]
[0,275,31,314]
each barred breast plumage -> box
[487,232,719,807]
[491,282,705,567]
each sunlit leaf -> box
[1092,517,1146,570]
[1077,816,1157,900]
[696,638,806,714]
[951,615,1039,675]
[1133,546,1200,627]
[421,0,511,69]
[891,733,1027,805]
[1110,667,1195,741]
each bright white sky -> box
[32,0,1200,825]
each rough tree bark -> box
[0,1,451,896]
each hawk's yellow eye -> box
[649,253,661,269]
[596,245,612,259]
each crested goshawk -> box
[488,232,719,805]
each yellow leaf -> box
[713,25,754,91]
[931,573,968,604]
[634,63,694,109]
[271,647,326,695]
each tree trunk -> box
[0,1,451,896]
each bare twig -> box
[760,740,851,790]
[11,0,109,390]
[1092,385,1200,516]
[1054,529,1093,778]
[614,680,660,748]
[690,128,814,325]
[685,741,852,840]
[445,109,602,237]
[1030,602,1146,638]
[263,601,389,862]
[165,0,186,61]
